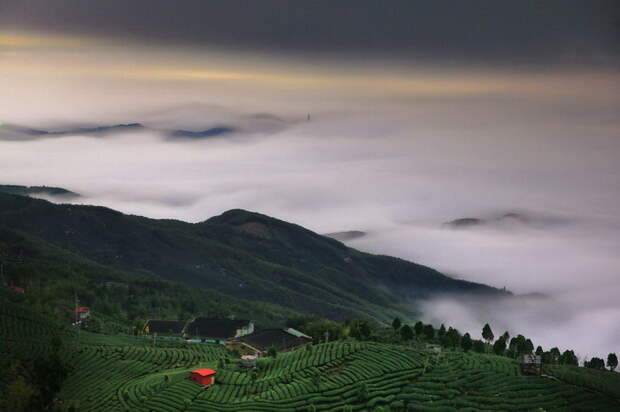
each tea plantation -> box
[2,292,619,411]
[55,339,619,411]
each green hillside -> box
[0,226,303,329]
[0,192,505,323]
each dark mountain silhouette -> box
[170,126,236,138]
[0,193,507,322]
[0,123,144,139]
[0,184,79,199]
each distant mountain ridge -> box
[0,192,507,323]
[0,184,79,199]
[323,230,367,241]
[171,127,236,138]
[0,122,143,139]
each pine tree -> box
[607,353,618,372]
[482,323,494,344]
[461,333,473,352]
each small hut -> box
[75,306,91,321]
[190,369,216,387]
[521,354,542,375]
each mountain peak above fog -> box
[323,230,367,241]
[444,212,538,229]
[0,184,79,199]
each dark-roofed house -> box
[184,317,254,343]
[144,320,186,335]
[236,328,312,353]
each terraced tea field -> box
[1,296,618,411]
[58,338,620,411]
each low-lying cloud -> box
[0,40,618,360]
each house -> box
[225,340,263,357]
[75,306,90,321]
[190,369,216,386]
[7,286,25,293]
[235,328,312,353]
[521,354,542,375]
[184,317,254,343]
[143,320,186,335]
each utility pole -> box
[74,290,81,348]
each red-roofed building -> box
[190,369,216,387]
[75,306,90,320]
[7,286,25,293]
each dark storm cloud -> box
[1,0,618,65]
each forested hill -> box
[0,184,79,199]
[0,192,505,324]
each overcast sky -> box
[0,1,618,359]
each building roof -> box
[238,328,312,352]
[185,317,251,339]
[7,286,25,292]
[191,368,216,377]
[75,306,90,313]
[144,319,185,334]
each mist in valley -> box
[1,32,618,360]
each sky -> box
[0,1,619,359]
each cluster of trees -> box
[585,354,617,371]
[291,315,618,373]
[0,337,72,411]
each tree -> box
[549,347,561,364]
[482,323,494,345]
[414,321,424,337]
[423,324,435,340]
[446,327,461,348]
[607,353,618,372]
[461,333,472,352]
[501,331,510,342]
[473,340,486,353]
[1,375,36,411]
[493,337,506,356]
[585,357,605,370]
[267,346,278,358]
[560,350,578,366]
[346,318,376,341]
[438,324,446,338]
[535,346,544,356]
[392,317,401,331]
[304,319,344,343]
[400,324,414,342]
[524,339,534,355]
